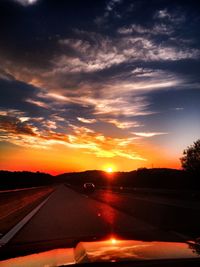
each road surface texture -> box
[91,190,200,238]
[0,185,180,260]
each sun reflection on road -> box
[110,238,117,245]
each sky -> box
[0,0,200,174]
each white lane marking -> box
[0,193,53,247]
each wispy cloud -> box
[55,35,200,75]
[64,125,146,161]
[0,113,146,161]
[1,0,200,171]
[133,132,168,137]
[154,8,185,24]
[95,0,123,25]
[102,119,142,129]
[0,114,37,136]
[106,0,122,12]
[13,0,39,6]
[77,117,96,124]
[118,23,174,35]
[0,69,13,81]
[25,98,49,109]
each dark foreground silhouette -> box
[0,168,200,192]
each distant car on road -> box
[83,183,95,194]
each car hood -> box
[1,239,200,266]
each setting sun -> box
[103,164,116,173]
[110,238,117,244]
[106,167,113,173]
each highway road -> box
[0,185,181,259]
[91,189,200,237]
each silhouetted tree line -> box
[0,171,54,190]
[57,168,199,190]
[181,139,200,175]
[0,168,200,191]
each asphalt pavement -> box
[1,185,180,259]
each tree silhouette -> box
[181,139,200,174]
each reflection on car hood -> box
[1,239,200,267]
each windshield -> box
[0,0,200,266]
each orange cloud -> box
[133,132,168,137]
[0,115,37,136]
[0,116,146,162]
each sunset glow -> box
[110,238,117,245]
[106,167,113,173]
[0,1,200,174]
